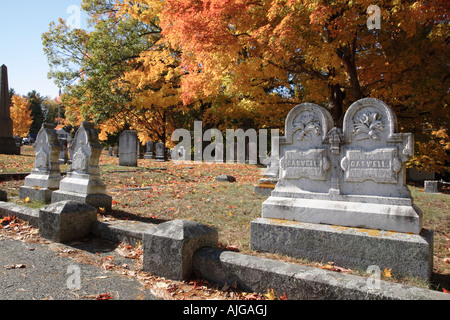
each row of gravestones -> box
[19,122,112,210]
[106,131,167,166]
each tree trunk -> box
[329,84,346,127]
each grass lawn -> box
[1,145,449,292]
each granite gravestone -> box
[424,180,439,194]
[251,98,433,280]
[119,130,138,167]
[19,124,62,203]
[144,141,154,159]
[254,136,280,196]
[0,65,20,155]
[59,138,69,164]
[51,122,112,210]
[155,142,167,162]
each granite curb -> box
[1,201,448,300]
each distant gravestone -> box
[424,180,439,194]
[144,141,154,159]
[51,122,112,210]
[254,136,280,196]
[113,146,119,157]
[19,124,62,203]
[119,130,138,167]
[0,65,20,155]
[0,190,6,202]
[155,142,167,162]
[108,147,113,156]
[59,138,69,164]
[251,98,433,280]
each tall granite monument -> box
[0,65,20,155]
[251,98,433,280]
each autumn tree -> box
[10,95,33,137]
[159,0,449,172]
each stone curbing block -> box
[193,247,449,300]
[0,201,39,227]
[39,200,98,243]
[143,219,218,281]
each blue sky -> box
[0,0,88,99]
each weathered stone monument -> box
[251,98,433,280]
[19,124,62,203]
[119,130,138,167]
[155,142,167,162]
[254,136,280,196]
[59,138,69,164]
[51,122,112,210]
[424,180,439,194]
[144,141,155,159]
[0,65,20,155]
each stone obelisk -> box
[0,64,20,155]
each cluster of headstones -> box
[106,131,167,165]
[19,122,112,210]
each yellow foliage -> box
[10,95,33,137]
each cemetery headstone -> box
[51,121,112,210]
[251,98,433,280]
[144,141,155,159]
[0,65,20,155]
[19,124,62,203]
[113,146,119,157]
[0,190,7,202]
[119,130,138,167]
[254,136,280,195]
[108,146,113,156]
[424,180,439,194]
[59,138,69,164]
[155,142,167,162]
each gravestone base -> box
[262,196,423,234]
[19,186,55,204]
[254,182,276,196]
[0,137,20,155]
[250,218,433,280]
[51,190,112,211]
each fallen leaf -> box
[96,293,113,300]
[5,264,26,269]
[264,288,276,300]
[443,288,449,294]
[383,268,392,278]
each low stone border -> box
[0,202,39,227]
[1,201,448,300]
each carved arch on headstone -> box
[281,103,334,145]
[343,98,397,144]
